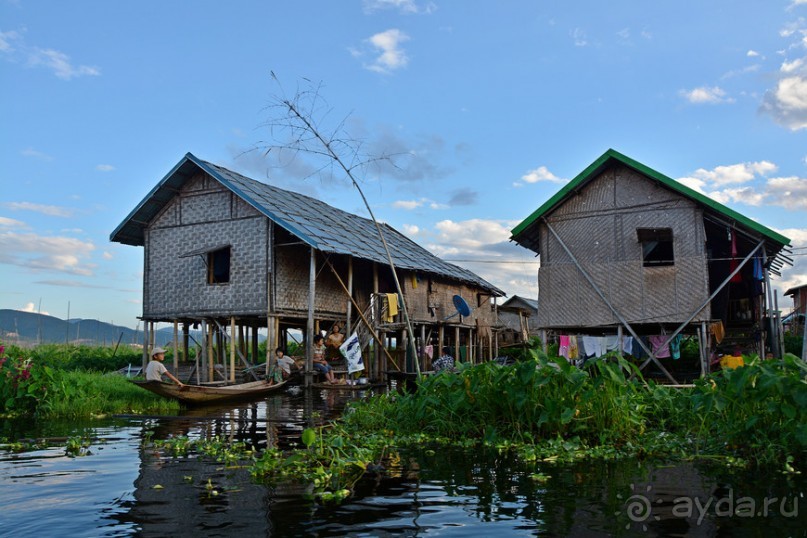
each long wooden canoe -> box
[130,379,287,405]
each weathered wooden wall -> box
[537,164,710,328]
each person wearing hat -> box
[145,347,184,386]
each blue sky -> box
[2,0,806,329]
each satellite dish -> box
[443,295,472,320]
[453,295,471,317]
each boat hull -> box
[130,379,287,405]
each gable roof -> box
[784,283,807,296]
[510,148,791,253]
[500,295,539,312]
[111,153,503,295]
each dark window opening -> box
[637,228,674,267]
[208,247,231,284]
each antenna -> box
[443,295,472,321]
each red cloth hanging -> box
[730,230,742,283]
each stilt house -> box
[497,295,540,346]
[111,153,503,383]
[510,149,792,383]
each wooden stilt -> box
[454,326,460,362]
[306,247,316,387]
[142,321,149,370]
[346,256,353,336]
[173,321,179,373]
[230,317,236,383]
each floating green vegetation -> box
[250,353,806,502]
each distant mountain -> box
[1,309,182,347]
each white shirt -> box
[276,356,295,374]
[145,360,168,381]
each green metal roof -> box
[511,148,791,247]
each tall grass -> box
[40,371,179,417]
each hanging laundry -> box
[582,336,603,358]
[670,334,682,360]
[385,293,399,322]
[710,321,725,344]
[559,335,571,359]
[729,230,742,283]
[632,337,648,359]
[424,345,434,360]
[569,336,579,359]
[603,335,620,352]
[622,336,634,355]
[752,256,764,296]
[649,335,671,358]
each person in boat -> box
[432,346,455,373]
[313,334,339,384]
[145,347,184,386]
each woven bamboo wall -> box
[273,245,347,316]
[537,164,710,328]
[401,273,497,327]
[144,173,269,319]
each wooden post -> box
[762,249,779,358]
[238,324,245,361]
[454,325,460,362]
[420,324,426,372]
[182,322,189,366]
[493,296,499,358]
[199,320,206,384]
[468,327,474,364]
[173,321,179,373]
[252,324,259,363]
[305,247,316,387]
[141,321,149,370]
[230,317,236,383]
[346,256,353,336]
[438,324,444,357]
[207,323,215,382]
[402,329,409,373]
[774,290,785,359]
[541,329,548,355]
[617,325,623,358]
[267,315,275,377]
[699,321,708,377]
[373,262,380,378]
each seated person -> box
[325,322,346,363]
[145,347,184,386]
[432,346,455,373]
[274,347,296,379]
[313,334,338,384]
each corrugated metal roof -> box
[511,149,791,252]
[111,153,504,295]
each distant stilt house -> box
[111,153,503,384]
[510,149,792,383]
[497,295,539,346]
[783,283,807,340]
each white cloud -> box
[616,28,630,40]
[761,75,807,130]
[0,216,27,228]
[102,251,113,260]
[680,86,735,104]
[402,224,420,236]
[680,161,806,211]
[747,50,761,57]
[684,161,777,187]
[571,27,588,47]
[781,58,804,73]
[418,218,539,298]
[21,147,53,161]
[3,201,74,217]
[518,165,565,186]
[0,28,100,80]
[20,302,49,316]
[0,231,96,275]
[363,0,435,14]
[393,199,424,210]
[96,164,115,172]
[765,176,807,209]
[363,29,410,73]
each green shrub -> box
[0,342,54,415]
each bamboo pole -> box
[325,258,401,370]
[207,323,214,382]
[199,320,206,384]
[142,321,149,370]
[346,256,353,336]
[173,321,179,373]
[306,247,316,387]
[762,249,780,358]
[454,326,460,362]
[230,317,236,383]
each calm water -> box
[1,387,804,537]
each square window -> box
[637,228,674,267]
[208,247,231,284]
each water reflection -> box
[1,387,804,537]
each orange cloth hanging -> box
[729,230,742,283]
